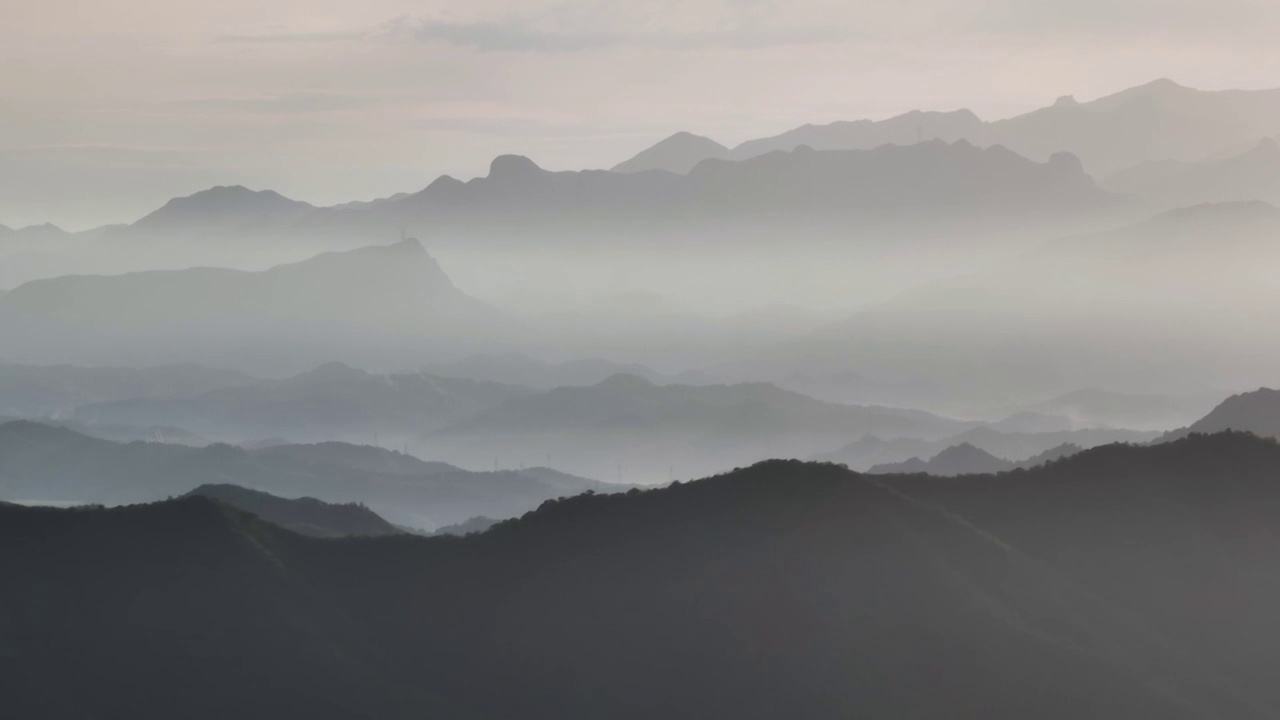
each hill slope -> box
[6,433,1280,717]
[611,132,730,174]
[184,483,402,537]
[1161,388,1280,442]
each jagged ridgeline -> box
[4,432,1280,719]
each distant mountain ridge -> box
[427,372,971,482]
[868,440,1086,476]
[1103,138,1280,208]
[336,140,1110,232]
[21,138,1115,256]
[73,361,534,444]
[814,426,1158,471]
[615,79,1280,177]
[0,421,621,528]
[763,200,1280,407]
[0,361,253,418]
[0,238,513,372]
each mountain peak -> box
[134,184,312,229]
[1186,387,1280,438]
[595,373,657,392]
[1048,151,1086,173]
[489,154,544,179]
[1140,77,1186,92]
[612,132,730,174]
[933,442,997,461]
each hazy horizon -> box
[6,0,1280,229]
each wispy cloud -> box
[220,13,858,53]
[175,93,400,114]
[969,0,1280,38]
[382,14,858,52]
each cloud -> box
[382,15,858,52]
[222,11,860,53]
[969,0,1280,38]
[176,93,400,114]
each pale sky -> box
[3,0,1280,229]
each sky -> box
[3,0,1280,229]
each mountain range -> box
[6,431,1280,717]
[615,79,1280,178]
[0,135,1118,272]
[296,140,1112,240]
[73,361,533,445]
[426,373,970,482]
[0,361,253,418]
[0,238,512,373]
[0,421,620,528]
[814,426,1156,471]
[747,200,1280,407]
[1103,137,1280,208]
[867,441,1084,476]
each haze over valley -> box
[6,1,1280,716]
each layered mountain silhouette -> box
[1025,388,1219,431]
[869,442,1016,475]
[728,110,985,162]
[0,421,619,528]
[1161,388,1280,442]
[814,427,1157,471]
[184,483,402,538]
[1103,138,1280,208]
[764,201,1280,405]
[423,352,668,388]
[429,515,499,537]
[0,361,253,418]
[6,432,1280,718]
[617,79,1280,177]
[48,139,1115,260]
[0,239,512,372]
[868,440,1086,476]
[428,373,970,481]
[324,141,1109,234]
[72,362,533,444]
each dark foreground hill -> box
[4,432,1280,718]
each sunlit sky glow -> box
[3,0,1279,229]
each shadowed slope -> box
[6,434,1280,717]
